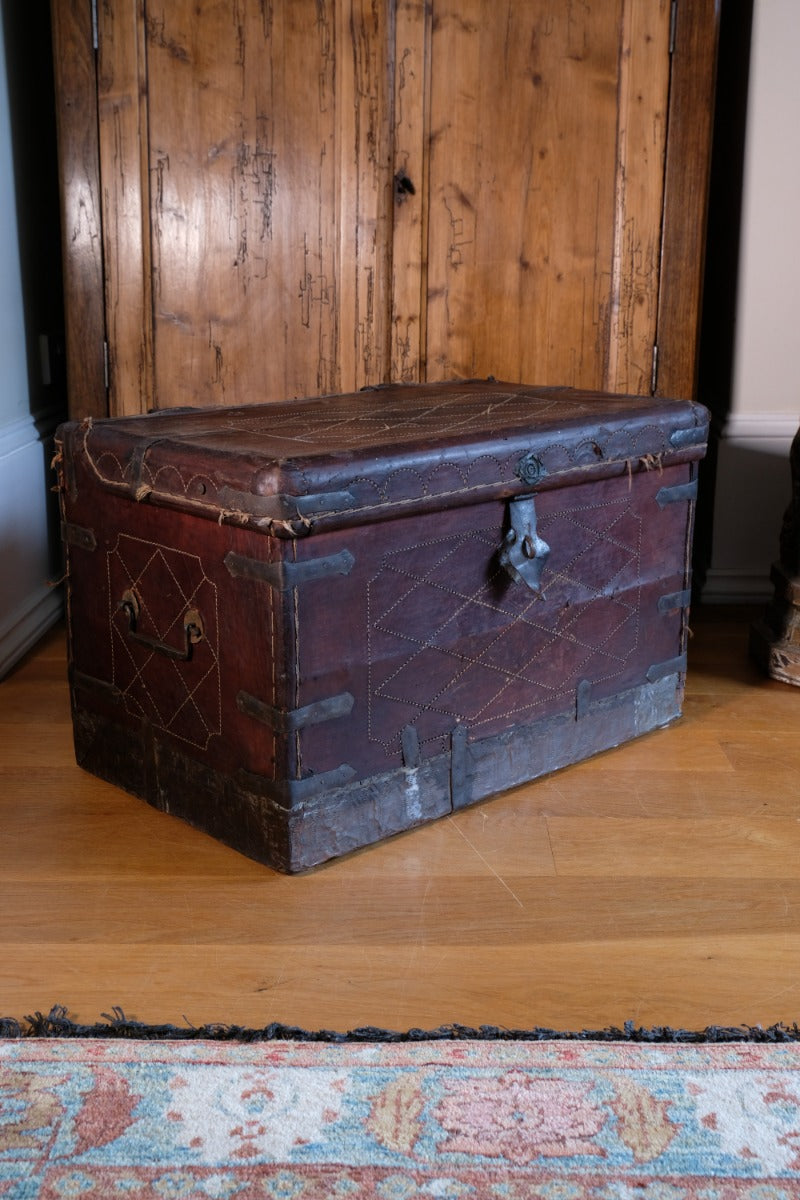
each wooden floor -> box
[2,606,799,1034]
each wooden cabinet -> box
[51,0,719,419]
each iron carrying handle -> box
[499,495,550,592]
[119,589,204,661]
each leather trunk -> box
[56,380,709,872]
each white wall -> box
[0,17,63,677]
[0,19,27,423]
[704,0,800,602]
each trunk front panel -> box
[292,462,694,784]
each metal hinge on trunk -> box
[669,0,678,55]
[91,0,99,50]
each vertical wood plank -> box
[336,0,395,390]
[390,0,431,382]
[96,0,153,416]
[425,0,624,388]
[655,0,720,400]
[606,0,672,396]
[63,0,718,414]
[49,0,107,420]
[145,0,393,410]
[147,2,330,404]
[274,0,339,400]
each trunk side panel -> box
[61,451,295,790]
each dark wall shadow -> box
[707,443,791,580]
[694,0,756,593]
[2,0,68,582]
[2,0,66,422]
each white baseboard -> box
[720,411,799,442]
[700,568,774,606]
[0,409,65,679]
[0,405,62,456]
[0,585,62,680]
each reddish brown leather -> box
[58,381,708,535]
[57,381,709,871]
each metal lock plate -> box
[499,495,550,592]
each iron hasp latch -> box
[499,495,550,592]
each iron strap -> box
[656,479,698,508]
[236,690,354,733]
[224,548,355,590]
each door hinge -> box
[669,0,678,55]
[103,340,109,390]
[650,343,659,394]
[91,0,99,51]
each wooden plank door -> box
[95,0,395,414]
[54,0,718,417]
[392,0,675,394]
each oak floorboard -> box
[547,816,800,877]
[2,608,800,1033]
[5,936,800,1033]
[1,877,798,947]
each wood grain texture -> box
[606,0,671,395]
[425,0,622,385]
[49,0,106,420]
[96,0,154,417]
[147,1,333,405]
[655,0,721,399]
[3,607,800,1032]
[423,0,673,390]
[142,0,394,408]
[390,0,431,381]
[336,0,395,390]
[52,1,719,415]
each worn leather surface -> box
[58,381,709,535]
[57,381,708,870]
[293,463,695,780]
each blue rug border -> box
[3,1006,800,1043]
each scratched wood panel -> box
[336,0,395,391]
[390,0,431,382]
[58,0,717,416]
[96,0,154,417]
[423,0,670,391]
[655,0,720,399]
[142,0,392,410]
[50,0,107,420]
[606,0,672,395]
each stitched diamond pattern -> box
[366,495,642,753]
[226,388,595,451]
[107,535,221,750]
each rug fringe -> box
[3,1006,800,1043]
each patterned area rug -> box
[4,1015,800,1198]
